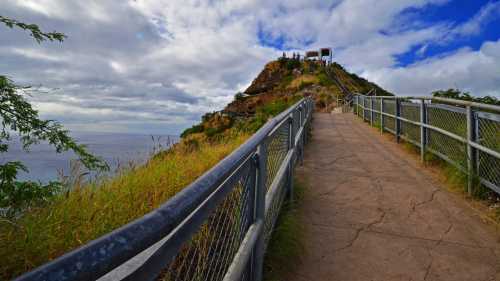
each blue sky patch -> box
[395,0,500,67]
[257,23,314,50]
[257,23,287,50]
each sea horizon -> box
[0,131,179,183]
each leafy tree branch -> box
[0,16,107,216]
[0,15,66,43]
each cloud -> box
[334,24,448,71]
[363,39,500,97]
[452,1,500,37]
[1,0,499,135]
[1,0,271,134]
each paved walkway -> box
[292,113,500,281]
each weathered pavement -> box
[292,113,500,281]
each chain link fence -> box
[353,95,500,195]
[15,98,314,281]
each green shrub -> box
[286,59,301,70]
[204,127,219,138]
[277,57,301,71]
[234,92,245,101]
[182,138,200,152]
[317,72,333,86]
[432,89,500,106]
[260,100,289,116]
[280,74,294,88]
[180,124,204,138]
[298,81,313,91]
[246,114,268,133]
[0,161,62,218]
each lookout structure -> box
[305,47,333,64]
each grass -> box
[264,177,306,281]
[356,112,500,224]
[288,75,319,90]
[0,132,250,280]
[399,136,500,223]
[422,149,495,201]
[0,92,304,279]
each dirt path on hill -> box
[291,113,500,281]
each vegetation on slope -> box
[329,62,393,96]
[0,132,249,279]
[264,178,307,281]
[432,88,500,106]
[0,56,393,279]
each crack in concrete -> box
[315,178,352,198]
[365,228,495,250]
[423,257,433,281]
[291,114,500,281]
[422,244,436,281]
[367,209,387,229]
[422,222,457,281]
[321,154,357,167]
[437,224,453,246]
[310,155,355,170]
[407,189,440,218]
[335,210,387,252]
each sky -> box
[1,0,500,135]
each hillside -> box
[181,57,392,140]
[0,57,393,280]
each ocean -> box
[0,132,178,183]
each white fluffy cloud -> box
[364,39,500,97]
[1,0,499,134]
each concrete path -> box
[292,113,500,281]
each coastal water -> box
[0,132,178,183]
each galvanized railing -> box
[15,98,314,281]
[353,94,500,195]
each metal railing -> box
[353,94,500,195]
[14,98,313,281]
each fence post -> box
[395,98,401,143]
[357,96,360,116]
[288,114,296,201]
[474,115,480,179]
[299,107,304,165]
[370,98,374,126]
[252,143,267,281]
[466,106,475,195]
[380,97,384,133]
[420,100,426,163]
[304,102,309,145]
[362,96,366,121]
[354,96,358,116]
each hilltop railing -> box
[353,94,500,195]
[15,98,315,281]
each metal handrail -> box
[15,98,315,281]
[356,95,500,112]
[352,93,500,195]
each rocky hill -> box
[181,57,392,140]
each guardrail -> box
[15,98,314,281]
[353,94,500,195]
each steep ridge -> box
[181,57,393,140]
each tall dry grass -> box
[0,132,250,280]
